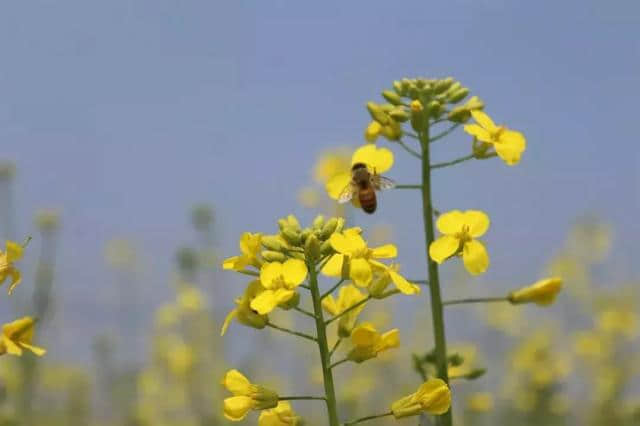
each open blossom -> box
[509,277,563,306]
[221,280,268,336]
[222,369,278,421]
[347,322,399,363]
[369,263,420,297]
[222,232,263,271]
[325,144,394,202]
[0,240,24,295]
[258,401,303,426]
[322,284,368,337]
[391,378,451,418]
[463,110,526,166]
[0,316,46,357]
[429,210,490,275]
[250,259,308,315]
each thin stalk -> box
[293,306,316,319]
[330,358,348,369]
[419,122,453,426]
[236,269,259,277]
[431,154,474,170]
[279,396,326,401]
[321,279,345,300]
[329,338,342,358]
[344,411,393,425]
[308,264,340,426]
[396,139,422,159]
[409,279,429,286]
[325,296,371,326]
[395,184,423,190]
[430,123,460,143]
[266,322,317,342]
[443,296,508,306]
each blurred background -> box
[1,1,638,425]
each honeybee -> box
[338,163,395,214]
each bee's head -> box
[351,162,368,172]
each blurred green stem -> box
[308,263,340,426]
[419,121,452,426]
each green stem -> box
[443,296,508,306]
[419,122,453,426]
[329,338,342,358]
[325,296,371,326]
[266,322,317,342]
[321,279,345,300]
[236,269,259,277]
[430,123,460,143]
[279,396,326,401]
[431,154,474,169]
[395,184,423,189]
[330,358,348,369]
[308,264,340,426]
[344,411,393,425]
[293,306,316,319]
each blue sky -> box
[1,1,638,361]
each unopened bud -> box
[472,138,493,159]
[366,102,389,124]
[312,214,325,230]
[277,219,288,231]
[447,87,469,103]
[286,215,301,231]
[280,292,300,310]
[281,228,302,246]
[334,217,345,233]
[365,121,382,142]
[300,228,312,242]
[261,250,287,263]
[261,235,284,252]
[392,80,404,95]
[447,106,471,123]
[304,234,321,262]
[389,108,410,122]
[320,217,339,239]
[382,90,403,106]
[341,256,351,281]
[434,77,454,94]
[320,239,334,256]
[427,100,442,116]
[381,122,402,141]
[410,100,423,113]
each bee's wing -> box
[372,174,396,191]
[337,181,357,203]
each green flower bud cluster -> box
[265,215,345,264]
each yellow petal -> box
[3,336,22,356]
[239,232,261,256]
[322,295,339,316]
[463,124,493,143]
[495,130,526,166]
[7,269,21,295]
[436,210,464,235]
[462,240,489,275]
[380,329,400,350]
[471,110,497,132]
[5,241,23,262]
[429,235,459,264]
[250,290,280,315]
[388,269,420,295]
[260,262,283,289]
[370,244,397,259]
[19,342,46,356]
[351,322,378,346]
[351,145,394,174]
[462,210,490,238]
[321,254,344,277]
[330,232,366,255]
[326,172,352,200]
[365,121,382,142]
[349,258,373,287]
[282,259,307,287]
[223,255,248,271]
[223,369,252,395]
[221,308,238,336]
[224,396,253,421]
[415,378,451,415]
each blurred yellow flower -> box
[314,148,352,184]
[467,392,494,412]
[297,186,321,208]
[464,110,526,166]
[222,369,278,421]
[166,337,194,377]
[177,286,205,312]
[597,309,638,338]
[0,240,24,295]
[0,316,46,357]
[258,401,303,426]
[250,259,308,315]
[429,210,490,275]
[390,378,451,418]
[347,322,399,363]
[321,228,404,288]
[326,144,394,201]
[222,232,263,271]
[573,330,610,361]
[508,277,563,306]
[322,284,367,337]
[222,280,268,336]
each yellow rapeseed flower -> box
[222,232,263,271]
[597,309,638,338]
[258,401,303,426]
[313,148,352,184]
[0,240,24,295]
[322,284,367,337]
[369,263,421,297]
[463,110,526,166]
[326,144,394,202]
[250,259,308,315]
[222,280,268,336]
[467,392,494,412]
[0,316,46,357]
[508,277,563,306]
[390,378,451,418]
[347,322,399,363]
[429,210,490,275]
[364,121,383,142]
[321,228,412,288]
[222,369,279,421]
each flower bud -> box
[443,81,461,96]
[364,121,382,142]
[472,139,493,159]
[320,239,334,256]
[382,90,403,105]
[261,250,287,263]
[279,292,300,310]
[389,108,410,123]
[447,106,471,123]
[447,87,470,103]
[300,228,312,242]
[427,100,443,117]
[508,277,563,306]
[334,217,345,233]
[261,235,284,252]
[391,379,451,418]
[286,215,301,231]
[281,228,302,246]
[392,80,404,95]
[312,214,325,230]
[320,217,339,239]
[340,256,351,281]
[366,102,389,124]
[304,234,321,262]
[381,122,402,141]
[277,219,288,231]
[369,273,391,299]
[410,100,423,113]
[434,77,454,94]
